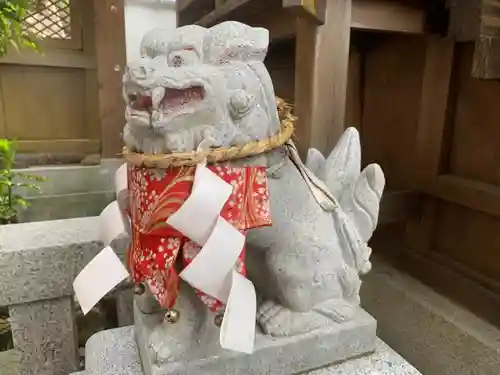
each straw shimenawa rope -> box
[122,97,296,168]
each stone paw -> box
[313,298,358,323]
[148,323,188,363]
[257,300,331,337]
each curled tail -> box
[305,127,385,275]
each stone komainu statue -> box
[121,21,385,359]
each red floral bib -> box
[127,164,271,312]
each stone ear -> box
[167,24,207,60]
[228,90,255,119]
[203,21,269,64]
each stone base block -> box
[74,326,422,375]
[133,304,376,375]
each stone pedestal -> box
[71,281,423,375]
[73,325,422,375]
[74,280,421,375]
[136,305,376,375]
[127,279,377,375]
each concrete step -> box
[12,159,123,222]
[18,159,123,198]
[362,256,500,375]
[19,191,115,222]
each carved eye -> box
[172,55,183,67]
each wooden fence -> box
[0,0,126,161]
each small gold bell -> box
[133,283,145,295]
[164,309,180,324]
[214,314,224,327]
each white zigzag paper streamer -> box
[170,164,257,354]
[73,164,130,316]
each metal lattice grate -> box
[23,0,72,40]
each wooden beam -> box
[351,0,427,34]
[424,175,500,218]
[196,0,276,27]
[16,139,100,154]
[283,0,326,24]
[243,7,297,41]
[177,0,215,26]
[447,0,482,41]
[177,0,196,12]
[0,50,96,69]
[192,0,430,36]
[93,0,126,158]
[294,0,352,157]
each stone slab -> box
[0,217,128,306]
[9,296,79,375]
[0,217,101,306]
[133,300,376,375]
[74,325,421,375]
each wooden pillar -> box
[293,0,352,158]
[94,0,127,158]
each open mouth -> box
[129,93,153,112]
[128,86,205,114]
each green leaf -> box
[0,0,41,57]
[0,135,45,215]
[0,179,13,187]
[11,195,29,208]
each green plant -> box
[0,138,45,224]
[0,0,40,57]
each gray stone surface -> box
[74,325,421,375]
[362,256,500,375]
[0,217,101,306]
[20,191,115,222]
[19,159,123,198]
[0,217,130,306]
[116,289,135,327]
[15,159,123,222]
[0,349,21,375]
[9,296,79,375]
[134,281,376,375]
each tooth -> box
[152,87,165,109]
